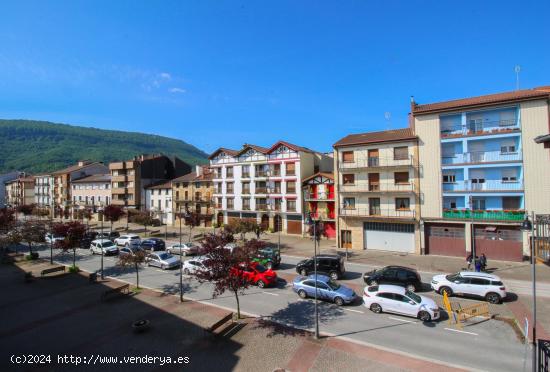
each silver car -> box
[90,239,119,255]
[167,243,202,256]
[146,251,180,270]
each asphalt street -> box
[31,243,532,372]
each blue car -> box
[292,274,357,306]
[140,238,166,251]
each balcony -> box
[268,188,282,194]
[443,180,523,192]
[339,183,415,193]
[255,170,269,177]
[286,188,297,194]
[339,208,415,219]
[257,204,268,211]
[304,191,335,200]
[255,187,268,194]
[242,188,251,195]
[443,209,525,221]
[111,187,127,194]
[441,120,520,138]
[309,211,336,220]
[338,155,414,170]
[242,173,251,179]
[442,150,522,165]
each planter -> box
[24,271,33,283]
[68,265,80,273]
[132,319,150,333]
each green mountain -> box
[0,120,209,174]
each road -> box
[31,244,532,372]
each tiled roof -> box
[146,180,173,190]
[71,174,111,183]
[333,128,416,147]
[172,172,198,183]
[412,86,550,114]
[302,172,335,184]
[52,162,103,175]
[235,144,270,156]
[266,141,315,154]
[208,147,240,160]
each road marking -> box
[388,316,416,323]
[344,308,364,314]
[444,327,478,336]
[262,291,279,296]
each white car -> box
[431,271,506,304]
[182,257,211,275]
[114,234,141,247]
[167,243,202,256]
[45,233,64,244]
[90,239,119,255]
[363,284,440,322]
[145,251,180,270]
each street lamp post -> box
[179,207,184,303]
[521,213,537,372]
[306,212,320,339]
[99,207,105,280]
[49,212,53,265]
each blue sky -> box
[1,1,549,154]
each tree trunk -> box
[135,262,140,288]
[28,242,33,255]
[234,289,240,319]
[73,248,76,267]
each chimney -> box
[195,165,203,176]
[78,160,91,167]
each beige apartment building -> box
[172,165,214,227]
[5,175,35,207]
[334,129,421,253]
[71,174,112,215]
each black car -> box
[96,231,121,241]
[363,266,423,292]
[140,238,166,251]
[80,231,98,248]
[295,255,345,280]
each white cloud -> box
[169,87,186,94]
[159,72,171,80]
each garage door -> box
[364,222,415,253]
[426,224,465,257]
[287,221,302,235]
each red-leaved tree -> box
[52,221,87,269]
[103,204,125,236]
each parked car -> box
[363,284,440,322]
[292,274,356,306]
[167,242,202,256]
[80,231,99,248]
[114,234,141,247]
[145,251,180,270]
[95,231,120,241]
[295,255,345,280]
[45,233,64,244]
[182,256,211,275]
[230,262,278,288]
[223,243,239,254]
[140,238,166,251]
[363,266,423,292]
[252,247,281,270]
[118,246,143,257]
[90,239,119,255]
[430,271,507,304]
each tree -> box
[195,233,264,318]
[132,211,154,236]
[76,209,93,229]
[20,220,46,257]
[103,205,125,232]
[117,249,146,289]
[52,221,86,269]
[17,204,34,220]
[32,206,50,220]
[182,211,201,243]
[0,207,15,232]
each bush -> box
[212,223,219,228]
[25,252,39,260]
[68,265,80,273]
[268,227,275,233]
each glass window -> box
[343,174,355,185]
[343,197,355,209]
[227,198,234,209]
[286,181,296,193]
[442,174,456,183]
[394,172,409,184]
[395,198,410,210]
[287,200,296,211]
[342,151,354,162]
[285,163,295,176]
[393,146,408,160]
[405,291,421,303]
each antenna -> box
[514,65,521,90]
[384,112,391,130]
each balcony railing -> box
[255,170,269,177]
[255,187,268,194]
[443,209,525,221]
[442,150,522,165]
[309,211,336,220]
[257,204,268,211]
[339,208,415,219]
[270,169,281,176]
[242,189,251,195]
[339,183,415,193]
[338,155,414,170]
[242,173,251,178]
[441,119,520,138]
[286,188,296,194]
[443,180,523,192]
[268,188,282,194]
[304,191,335,200]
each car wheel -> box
[266,262,273,270]
[298,289,307,299]
[329,271,338,281]
[406,284,416,292]
[368,280,378,286]
[334,297,344,306]
[182,251,187,257]
[370,303,382,313]
[418,310,431,322]
[439,286,453,297]
[161,264,166,270]
[184,268,190,275]
[485,292,501,304]
[125,243,129,247]
[90,249,94,255]
[257,280,266,288]
[300,268,307,276]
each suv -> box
[140,238,166,251]
[114,234,141,247]
[295,255,345,280]
[96,231,120,241]
[252,247,281,270]
[363,266,423,292]
[431,271,507,304]
[90,239,119,255]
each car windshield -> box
[327,280,340,291]
[445,273,461,282]
[102,242,115,248]
[405,291,421,303]
[255,264,267,273]
[158,253,171,260]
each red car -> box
[230,262,278,288]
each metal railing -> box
[338,155,414,169]
[339,208,415,218]
[443,209,525,221]
[443,180,523,192]
[339,183,415,193]
[442,150,522,165]
[441,119,520,138]
[304,191,335,200]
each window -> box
[242,198,250,210]
[395,198,410,210]
[165,199,169,208]
[271,164,281,176]
[216,168,222,178]
[444,198,457,209]
[227,198,234,209]
[341,230,352,248]
[503,196,521,210]
[216,197,222,208]
[342,151,354,163]
[242,182,250,194]
[470,278,490,286]
[442,174,456,183]
[501,145,516,153]
[287,200,296,211]
[226,182,234,194]
[343,197,355,209]
[176,191,179,199]
[285,162,296,176]
[501,169,518,182]
[286,181,296,193]
[272,181,281,193]
[393,146,408,160]
[471,197,486,210]
[157,200,161,209]
[226,166,233,178]
[394,172,409,184]
[242,165,250,177]
[343,174,355,185]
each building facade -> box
[34,174,54,211]
[412,86,550,261]
[109,154,191,209]
[334,129,420,253]
[209,142,332,234]
[302,172,336,238]
[5,175,35,207]
[1,171,25,207]
[71,174,112,214]
[145,181,173,225]
[172,165,214,227]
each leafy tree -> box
[181,210,201,243]
[76,209,93,229]
[32,206,50,219]
[103,205,125,233]
[117,249,146,289]
[20,220,46,256]
[195,233,264,318]
[52,221,86,269]
[132,211,154,235]
[0,208,16,232]
[16,204,34,220]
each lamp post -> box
[99,207,105,280]
[306,212,320,339]
[521,212,536,372]
[179,207,184,302]
[49,211,53,265]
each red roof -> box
[333,128,416,148]
[208,147,240,160]
[266,141,314,154]
[412,86,550,115]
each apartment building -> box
[412,86,550,261]
[71,174,112,213]
[209,141,332,234]
[109,154,191,209]
[302,172,336,238]
[334,129,420,253]
[172,165,214,227]
[34,173,54,211]
[5,175,35,207]
[145,181,173,225]
[0,171,25,207]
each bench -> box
[101,284,130,302]
[148,230,160,235]
[207,313,234,334]
[41,266,66,277]
[115,227,126,231]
